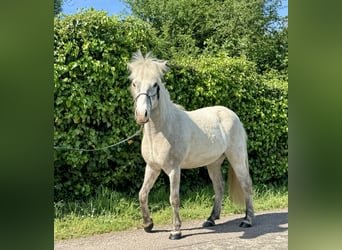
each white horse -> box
[128,51,254,240]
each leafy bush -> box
[54,10,157,200]
[54,11,287,201]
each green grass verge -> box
[54,185,288,240]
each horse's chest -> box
[141,134,186,169]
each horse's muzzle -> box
[135,109,149,124]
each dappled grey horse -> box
[128,51,254,240]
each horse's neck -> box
[145,101,176,136]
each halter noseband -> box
[133,85,160,105]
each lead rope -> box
[53,126,142,152]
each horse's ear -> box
[133,49,144,60]
[157,60,169,74]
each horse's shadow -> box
[152,212,288,239]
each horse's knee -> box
[169,194,180,207]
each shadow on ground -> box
[152,212,288,240]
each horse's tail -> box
[228,165,245,206]
[228,156,251,207]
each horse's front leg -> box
[139,164,160,233]
[168,168,182,240]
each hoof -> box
[169,231,182,240]
[239,221,252,228]
[202,220,215,227]
[144,221,154,233]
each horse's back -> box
[186,105,240,133]
[188,105,246,149]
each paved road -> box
[55,208,288,250]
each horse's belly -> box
[181,154,224,169]
[180,136,226,169]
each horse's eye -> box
[132,81,136,88]
[153,82,158,88]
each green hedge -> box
[54,11,287,201]
[54,10,157,200]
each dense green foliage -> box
[54,11,157,200]
[124,0,288,76]
[54,10,287,201]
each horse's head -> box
[128,51,168,125]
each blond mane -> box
[128,50,168,83]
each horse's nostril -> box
[145,110,148,117]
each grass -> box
[54,184,288,240]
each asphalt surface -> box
[55,208,288,250]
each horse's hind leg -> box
[203,155,225,227]
[226,150,254,228]
[139,164,161,233]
